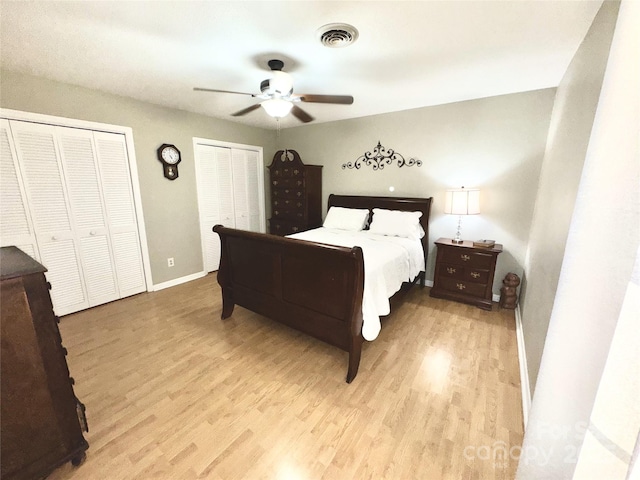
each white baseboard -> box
[153,271,207,291]
[515,303,532,429]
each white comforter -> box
[288,227,424,341]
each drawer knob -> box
[456,283,466,290]
[447,267,456,274]
[461,254,471,261]
[471,271,480,278]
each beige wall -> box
[278,90,556,293]
[1,69,554,296]
[0,69,277,284]
[518,0,637,476]
[519,0,619,394]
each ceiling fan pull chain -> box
[276,118,281,138]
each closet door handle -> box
[89,230,97,236]
[51,235,58,241]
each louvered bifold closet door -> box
[231,149,250,231]
[56,127,119,307]
[216,147,235,229]
[244,149,262,232]
[94,132,145,298]
[9,121,89,315]
[195,144,222,272]
[195,145,235,272]
[0,120,40,260]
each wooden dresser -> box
[429,238,503,310]
[268,149,322,236]
[1,246,88,480]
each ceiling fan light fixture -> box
[269,71,294,96]
[261,98,293,118]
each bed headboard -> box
[327,194,433,274]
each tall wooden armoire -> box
[268,149,322,236]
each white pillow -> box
[369,208,424,240]
[323,206,370,231]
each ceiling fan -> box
[194,59,354,123]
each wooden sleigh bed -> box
[213,194,432,383]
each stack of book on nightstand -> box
[473,239,496,248]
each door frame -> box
[0,108,154,291]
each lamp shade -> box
[444,188,480,215]
[261,98,293,118]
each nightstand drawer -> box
[438,263,490,284]
[438,277,487,297]
[442,248,494,268]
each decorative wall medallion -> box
[342,141,422,171]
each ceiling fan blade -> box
[194,87,256,97]
[296,94,354,105]
[231,104,262,117]
[291,105,314,123]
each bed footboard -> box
[213,225,365,383]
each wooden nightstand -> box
[429,238,503,310]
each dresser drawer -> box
[272,187,304,200]
[270,166,304,178]
[272,200,306,221]
[269,219,306,236]
[272,198,305,210]
[437,263,490,284]
[273,210,305,222]
[272,178,304,188]
[441,248,494,268]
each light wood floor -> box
[48,274,522,480]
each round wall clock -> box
[157,144,181,180]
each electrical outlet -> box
[167,257,174,267]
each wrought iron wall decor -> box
[342,141,422,171]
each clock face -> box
[162,146,180,165]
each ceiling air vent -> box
[317,23,359,48]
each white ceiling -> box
[0,1,602,130]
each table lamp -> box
[444,187,480,244]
